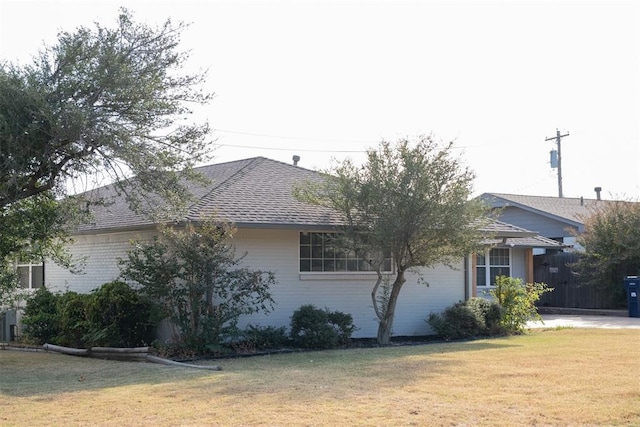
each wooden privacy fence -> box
[534,253,620,309]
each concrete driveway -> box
[528,314,640,329]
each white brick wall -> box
[46,227,469,338]
[46,230,156,294]
[231,228,466,338]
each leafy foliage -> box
[21,287,60,344]
[490,276,552,333]
[84,280,156,347]
[295,135,491,343]
[119,219,276,351]
[429,278,551,340]
[571,201,640,307]
[0,8,212,282]
[427,297,504,340]
[20,282,154,347]
[327,310,358,345]
[55,291,92,347]
[289,304,356,349]
[0,193,88,307]
[0,265,20,308]
[232,324,291,353]
[0,195,69,261]
[465,297,504,335]
[0,8,211,212]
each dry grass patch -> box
[2,328,639,426]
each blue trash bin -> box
[624,276,639,318]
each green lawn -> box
[2,328,639,426]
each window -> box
[299,232,391,273]
[476,248,510,287]
[16,261,44,290]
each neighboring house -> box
[477,191,620,252]
[477,191,628,308]
[40,157,559,339]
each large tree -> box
[0,9,212,297]
[0,193,88,305]
[297,136,491,344]
[0,8,211,212]
[120,219,276,350]
[572,200,640,306]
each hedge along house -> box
[43,157,561,339]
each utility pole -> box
[545,129,569,197]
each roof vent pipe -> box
[580,196,584,206]
[292,155,300,166]
[594,186,602,201]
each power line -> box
[213,128,516,151]
[215,142,365,154]
[509,173,557,194]
[213,128,371,144]
[212,128,519,156]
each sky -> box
[1,0,639,199]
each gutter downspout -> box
[464,256,470,301]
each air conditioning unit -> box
[1,310,17,342]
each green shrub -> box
[55,291,91,347]
[429,277,552,340]
[466,296,504,336]
[491,276,552,334]
[240,324,290,350]
[85,280,155,347]
[427,297,505,340]
[21,287,60,344]
[119,220,276,352]
[226,324,291,354]
[428,302,481,340]
[327,310,357,345]
[21,281,155,348]
[290,305,337,349]
[290,304,356,349]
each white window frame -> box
[476,248,511,288]
[299,232,392,273]
[16,261,45,290]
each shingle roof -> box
[479,219,537,238]
[483,235,563,249]
[73,158,560,248]
[184,157,342,226]
[76,157,342,233]
[479,219,561,248]
[477,192,620,226]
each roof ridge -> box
[185,157,263,220]
[258,156,321,173]
[195,156,322,174]
[192,156,263,171]
[71,159,264,199]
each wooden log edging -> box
[146,354,222,371]
[91,346,151,361]
[91,346,151,353]
[43,343,90,356]
[42,343,222,370]
[1,344,45,353]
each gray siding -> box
[499,207,578,239]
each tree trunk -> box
[376,272,405,344]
